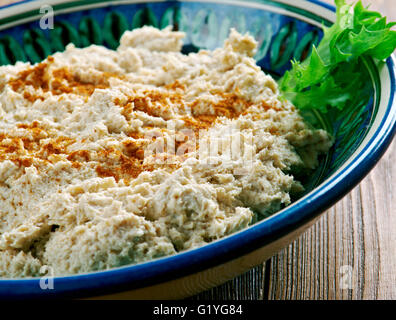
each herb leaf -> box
[279,0,396,113]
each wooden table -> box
[193,0,396,300]
[1,0,394,300]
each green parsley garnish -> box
[279,0,396,113]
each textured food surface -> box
[0,27,332,277]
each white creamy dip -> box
[0,27,332,277]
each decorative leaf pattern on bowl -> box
[103,11,129,49]
[79,17,103,47]
[0,35,25,64]
[132,6,159,29]
[23,28,51,63]
[50,21,80,52]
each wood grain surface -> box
[0,0,394,300]
[194,0,396,300]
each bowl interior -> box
[0,0,378,199]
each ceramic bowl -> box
[0,0,394,299]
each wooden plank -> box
[192,264,266,300]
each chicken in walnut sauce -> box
[0,26,332,277]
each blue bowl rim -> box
[0,0,395,299]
